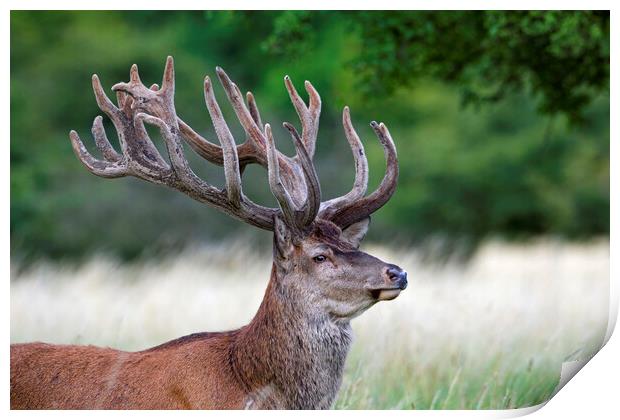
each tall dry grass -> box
[11,239,609,409]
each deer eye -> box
[313,255,327,263]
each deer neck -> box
[232,265,353,409]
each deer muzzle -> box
[368,265,408,301]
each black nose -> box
[386,266,408,289]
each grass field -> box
[10,239,609,409]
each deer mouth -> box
[368,287,404,301]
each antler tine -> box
[319,106,369,217]
[328,121,398,229]
[92,74,122,125]
[115,90,134,115]
[160,55,175,96]
[246,91,263,128]
[176,90,264,169]
[265,123,299,229]
[178,119,228,166]
[283,122,321,228]
[216,67,266,149]
[176,65,254,168]
[130,63,141,83]
[284,76,321,159]
[92,116,123,162]
[69,129,127,178]
[204,76,242,205]
[134,113,190,179]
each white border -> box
[4,2,617,419]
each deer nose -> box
[385,266,408,289]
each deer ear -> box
[340,217,371,249]
[274,215,294,260]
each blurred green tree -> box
[264,11,610,123]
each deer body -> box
[11,57,406,409]
[11,267,352,409]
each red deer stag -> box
[11,57,406,409]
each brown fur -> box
[11,331,245,409]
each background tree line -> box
[10,11,609,262]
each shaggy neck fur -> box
[232,265,352,409]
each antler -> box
[70,56,397,235]
[319,119,398,229]
[70,57,324,233]
[70,57,278,230]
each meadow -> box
[10,239,609,409]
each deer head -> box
[70,56,406,324]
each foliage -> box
[10,11,609,262]
[265,11,610,123]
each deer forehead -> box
[297,226,357,254]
